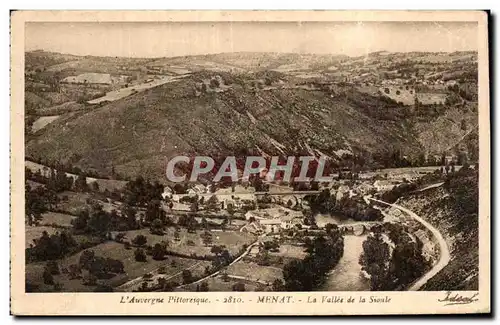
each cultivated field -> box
[177,274,267,292]
[25,160,128,192]
[26,240,212,292]
[26,226,60,247]
[39,211,75,228]
[226,260,283,285]
[417,92,447,105]
[379,86,415,105]
[115,228,256,258]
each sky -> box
[25,21,478,58]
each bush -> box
[132,235,147,246]
[134,248,147,262]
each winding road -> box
[369,197,451,291]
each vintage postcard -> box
[10,10,490,315]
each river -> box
[321,235,370,291]
[314,213,371,291]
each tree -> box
[145,199,165,223]
[359,229,391,290]
[440,154,446,166]
[182,270,193,284]
[190,200,199,213]
[199,282,210,292]
[134,248,147,262]
[28,231,77,262]
[25,185,50,226]
[283,232,344,291]
[232,282,246,291]
[201,231,213,246]
[132,235,147,246]
[150,218,164,235]
[121,204,137,229]
[74,174,88,192]
[256,249,271,266]
[91,181,100,192]
[140,281,149,292]
[210,245,224,256]
[226,203,236,225]
[115,232,126,243]
[272,279,285,291]
[210,78,220,88]
[152,243,167,260]
[157,277,167,290]
[79,250,95,270]
[205,195,220,212]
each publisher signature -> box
[438,291,479,306]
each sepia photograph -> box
[10,10,490,315]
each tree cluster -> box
[26,230,78,262]
[282,225,344,290]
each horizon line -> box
[25,48,478,61]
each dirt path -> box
[369,198,451,291]
[416,182,444,192]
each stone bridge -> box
[337,222,384,236]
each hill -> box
[26,74,425,180]
[24,51,479,181]
[397,168,479,290]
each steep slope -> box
[26,77,423,180]
[413,105,478,155]
[397,168,479,290]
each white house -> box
[414,229,435,259]
[280,214,303,230]
[259,219,282,233]
[335,185,350,202]
[161,186,173,200]
[373,180,396,192]
[187,184,207,195]
[445,80,458,87]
